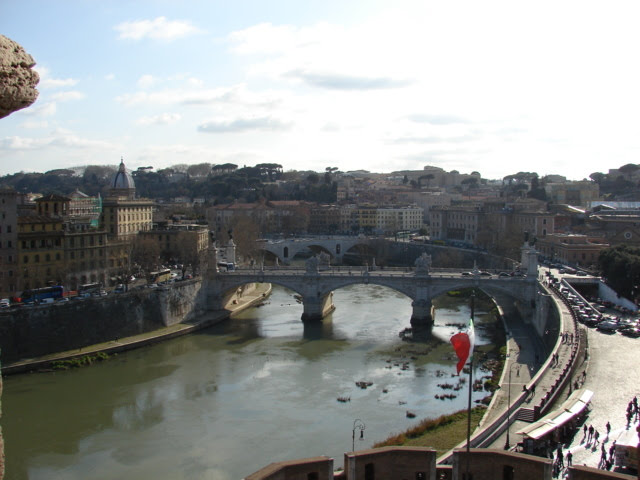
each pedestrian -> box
[567,451,573,466]
[609,441,616,462]
[599,444,607,469]
[531,383,536,397]
[557,450,564,468]
[594,430,600,445]
[583,424,588,437]
[588,424,594,442]
[606,421,611,436]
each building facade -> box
[0,189,18,297]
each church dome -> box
[112,159,135,190]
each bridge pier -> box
[410,298,434,337]
[301,292,335,322]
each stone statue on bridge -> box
[305,255,319,274]
[414,253,432,275]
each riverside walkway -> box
[1,283,272,375]
[438,279,585,463]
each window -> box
[35,254,40,263]
[23,256,28,264]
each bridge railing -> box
[223,266,531,280]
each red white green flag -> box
[450,318,475,375]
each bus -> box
[78,283,103,295]
[21,285,64,303]
[217,262,235,272]
[148,268,171,284]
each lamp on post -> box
[504,363,519,450]
[352,419,366,452]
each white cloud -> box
[137,75,156,89]
[116,83,280,109]
[50,91,86,102]
[20,102,57,117]
[114,16,203,41]
[0,131,116,152]
[19,120,49,129]
[136,113,182,126]
[198,116,291,133]
[36,66,78,89]
[105,73,115,81]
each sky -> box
[2,1,640,180]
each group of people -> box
[560,331,574,345]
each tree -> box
[218,216,261,264]
[131,236,162,277]
[418,174,434,188]
[187,163,212,177]
[618,163,640,174]
[589,172,605,184]
[598,245,640,300]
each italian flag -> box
[450,318,475,375]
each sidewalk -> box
[2,283,272,375]
[485,285,583,450]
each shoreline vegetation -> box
[373,407,487,456]
[373,288,506,454]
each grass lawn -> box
[373,407,487,457]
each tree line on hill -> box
[0,163,338,204]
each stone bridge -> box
[206,265,538,331]
[256,236,371,265]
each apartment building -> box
[0,189,18,297]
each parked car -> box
[620,327,640,338]
[596,320,620,332]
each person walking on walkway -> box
[567,451,573,467]
[594,429,600,446]
[609,442,616,463]
[599,444,607,469]
[606,421,611,437]
[588,424,594,442]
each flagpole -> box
[466,290,475,480]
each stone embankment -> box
[1,281,271,375]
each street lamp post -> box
[352,419,366,452]
[504,363,518,450]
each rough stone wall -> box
[0,35,39,119]
[0,280,205,364]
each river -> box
[2,284,498,480]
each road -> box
[565,323,639,472]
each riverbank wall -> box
[0,278,266,367]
